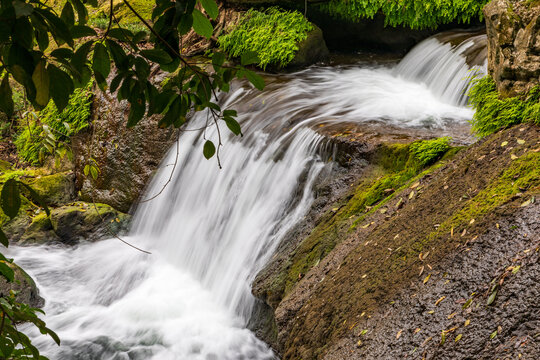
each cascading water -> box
[8,30,487,359]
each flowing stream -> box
[9,31,486,360]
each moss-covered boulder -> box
[287,25,329,68]
[50,202,130,244]
[23,172,75,206]
[0,262,43,308]
[18,213,60,245]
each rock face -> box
[72,90,178,213]
[252,124,540,359]
[0,263,43,308]
[288,25,329,68]
[484,0,540,96]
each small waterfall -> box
[394,30,487,106]
[9,30,487,360]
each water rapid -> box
[8,30,487,360]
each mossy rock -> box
[287,25,329,68]
[19,213,60,245]
[97,0,154,24]
[50,202,131,244]
[23,172,75,207]
[0,262,43,308]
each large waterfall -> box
[9,31,486,359]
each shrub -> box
[410,137,452,167]
[15,86,93,165]
[318,0,488,29]
[469,76,540,137]
[218,7,313,69]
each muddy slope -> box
[252,124,540,359]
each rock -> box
[18,213,59,244]
[0,262,43,308]
[50,202,130,244]
[23,172,75,206]
[72,90,178,213]
[287,25,329,68]
[484,0,540,96]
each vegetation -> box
[469,76,540,137]
[410,137,451,167]
[318,0,488,29]
[219,7,313,69]
[15,86,93,165]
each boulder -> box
[23,172,75,206]
[484,0,540,96]
[50,202,131,244]
[287,25,329,68]
[0,263,43,308]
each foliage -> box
[318,0,488,29]
[469,76,540,137]
[14,85,92,165]
[218,7,313,69]
[0,178,58,359]
[409,137,451,167]
[0,0,264,165]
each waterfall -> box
[394,30,487,106]
[8,30,487,360]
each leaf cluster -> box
[218,7,313,69]
[318,0,488,29]
[469,76,540,137]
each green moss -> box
[429,151,540,240]
[410,137,451,167]
[95,0,153,26]
[218,7,313,69]
[469,76,540,137]
[318,0,487,29]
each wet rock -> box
[0,263,43,308]
[484,0,540,96]
[19,213,59,244]
[50,202,130,245]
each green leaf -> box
[71,0,88,25]
[0,262,15,282]
[140,49,173,64]
[203,140,216,159]
[487,289,497,306]
[241,51,260,66]
[0,74,14,117]
[212,52,225,71]
[71,25,97,38]
[60,1,75,28]
[48,65,74,112]
[31,61,50,107]
[0,227,8,247]
[12,1,34,18]
[192,9,213,39]
[243,70,265,91]
[92,42,110,78]
[199,0,218,19]
[127,98,145,127]
[18,182,50,216]
[224,116,242,136]
[178,13,193,35]
[1,179,21,219]
[105,40,127,70]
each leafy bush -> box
[319,0,488,29]
[218,8,313,69]
[469,76,540,137]
[410,137,452,167]
[15,86,93,165]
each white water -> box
[8,31,486,359]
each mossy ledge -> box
[252,124,540,359]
